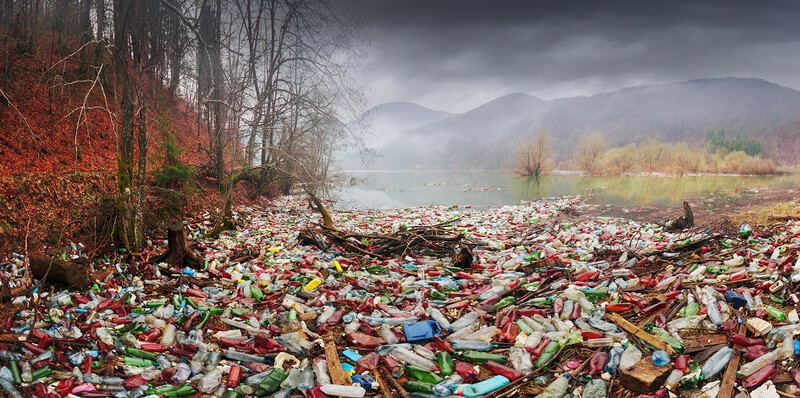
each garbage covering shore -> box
[2,195,800,398]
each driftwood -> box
[151,222,203,269]
[665,201,694,231]
[30,253,93,289]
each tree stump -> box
[665,201,694,231]
[151,222,203,269]
[30,254,93,289]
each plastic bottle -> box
[450,312,479,331]
[534,341,561,368]
[605,346,624,373]
[582,378,607,398]
[652,350,670,367]
[312,356,331,385]
[437,352,455,376]
[664,369,683,390]
[433,374,463,397]
[739,350,777,376]
[428,308,451,331]
[589,351,608,375]
[460,375,511,397]
[705,299,722,326]
[452,340,494,352]
[483,360,525,381]
[509,347,534,374]
[534,374,569,398]
[619,345,642,371]
[766,306,787,322]
[742,363,776,389]
[390,347,437,371]
[700,346,732,379]
[319,384,366,397]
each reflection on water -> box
[335,170,799,210]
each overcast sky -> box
[345,0,800,113]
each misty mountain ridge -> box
[346,77,800,170]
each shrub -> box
[152,128,194,188]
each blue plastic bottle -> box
[605,346,624,373]
[459,375,511,397]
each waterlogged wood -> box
[682,334,729,354]
[620,357,672,393]
[323,332,352,386]
[30,254,92,288]
[717,325,746,398]
[607,312,677,356]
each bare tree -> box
[514,129,553,177]
[574,132,606,174]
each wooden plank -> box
[682,334,728,354]
[607,313,677,356]
[717,325,745,398]
[619,357,672,393]
[373,366,397,398]
[323,332,352,385]
[379,366,411,398]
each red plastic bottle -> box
[742,345,771,361]
[499,322,518,343]
[356,352,380,373]
[530,337,552,358]
[605,303,633,313]
[674,355,689,372]
[123,375,149,389]
[580,330,605,340]
[589,351,608,375]
[454,360,479,381]
[730,334,762,346]
[227,365,242,387]
[742,363,776,388]
[346,332,384,348]
[642,301,667,315]
[139,327,162,342]
[483,360,525,381]
[54,377,77,396]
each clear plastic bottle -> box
[450,312,479,331]
[319,384,366,397]
[452,340,494,352]
[664,369,683,390]
[297,367,315,391]
[535,374,569,398]
[433,374,463,397]
[428,307,451,331]
[390,347,437,371]
[701,346,732,379]
[312,356,331,385]
[619,345,642,371]
[198,368,222,393]
[509,347,534,374]
[582,378,607,398]
[380,324,399,345]
[464,326,499,342]
[446,324,478,341]
[160,324,177,347]
[739,350,777,376]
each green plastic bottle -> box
[769,295,788,306]
[124,356,155,367]
[462,351,507,365]
[516,319,534,335]
[368,265,388,274]
[655,330,685,354]
[437,352,455,376]
[430,289,448,301]
[681,301,699,317]
[534,341,561,368]
[495,296,515,308]
[258,368,289,395]
[406,364,443,384]
[403,380,435,393]
[124,347,157,360]
[8,360,21,384]
[250,285,264,301]
[30,366,52,381]
[766,305,787,322]
[584,288,609,302]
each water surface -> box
[335,170,799,210]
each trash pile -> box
[1,195,800,398]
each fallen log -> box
[151,222,203,269]
[30,254,93,289]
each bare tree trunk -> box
[135,100,147,249]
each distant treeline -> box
[515,130,780,177]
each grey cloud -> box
[342,0,800,112]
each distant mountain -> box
[351,101,451,147]
[352,77,800,170]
